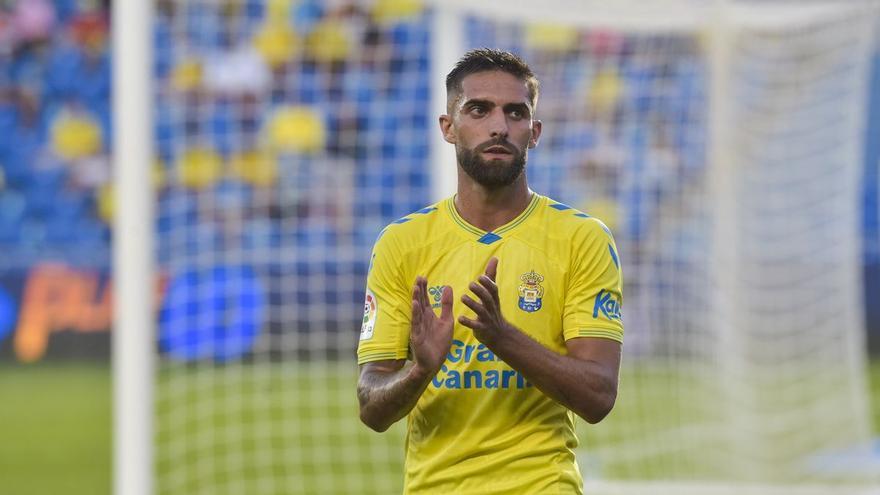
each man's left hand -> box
[459,257,510,346]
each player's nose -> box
[486,108,509,139]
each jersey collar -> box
[445,193,543,244]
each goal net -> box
[131,1,880,494]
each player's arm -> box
[357,359,433,433]
[357,278,453,432]
[466,318,620,423]
[459,258,621,423]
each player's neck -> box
[454,175,532,233]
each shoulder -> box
[372,202,445,253]
[541,196,616,244]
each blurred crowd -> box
[0,0,716,361]
[0,1,877,355]
[0,0,433,270]
[0,0,111,261]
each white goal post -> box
[113,1,154,495]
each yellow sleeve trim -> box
[569,328,623,344]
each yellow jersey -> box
[357,193,623,494]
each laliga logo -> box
[593,289,621,321]
[360,290,377,341]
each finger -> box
[468,281,496,311]
[412,278,427,322]
[439,285,454,322]
[460,294,490,320]
[485,257,499,282]
[411,298,422,333]
[457,315,482,330]
[478,274,499,302]
[413,276,427,314]
[418,277,431,312]
[412,278,423,308]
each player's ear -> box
[528,119,542,149]
[439,114,456,144]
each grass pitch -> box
[1,360,879,495]
[0,364,111,495]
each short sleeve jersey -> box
[357,193,623,494]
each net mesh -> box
[151,1,879,493]
[154,2,428,493]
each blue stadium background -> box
[0,0,877,361]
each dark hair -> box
[445,48,540,111]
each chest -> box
[411,238,569,352]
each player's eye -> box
[507,107,528,120]
[469,106,487,116]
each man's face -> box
[441,71,542,189]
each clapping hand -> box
[459,257,509,346]
[409,276,453,375]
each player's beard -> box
[457,139,527,189]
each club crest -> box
[518,270,544,313]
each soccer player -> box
[356,48,623,494]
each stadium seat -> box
[0,190,26,243]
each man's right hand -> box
[409,276,453,376]
[357,277,453,432]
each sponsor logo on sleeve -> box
[592,289,621,321]
[360,289,378,341]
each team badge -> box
[360,289,378,341]
[427,285,446,309]
[518,270,544,313]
